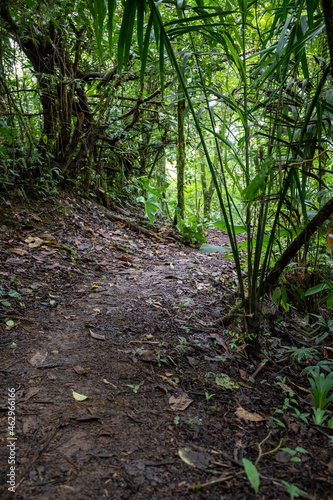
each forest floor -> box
[0,195,333,500]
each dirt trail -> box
[1,198,332,499]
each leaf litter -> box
[0,197,332,499]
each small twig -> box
[129,340,160,344]
[251,361,267,379]
[193,470,244,489]
[0,315,36,323]
[255,434,284,467]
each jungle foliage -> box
[1,0,333,328]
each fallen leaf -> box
[136,350,157,362]
[11,248,28,256]
[89,329,106,341]
[187,356,198,367]
[93,308,101,313]
[215,373,238,389]
[21,387,40,402]
[178,448,210,469]
[169,393,193,411]
[210,333,229,351]
[72,390,88,401]
[275,450,292,463]
[73,365,86,375]
[235,406,265,422]
[239,369,249,381]
[29,351,48,367]
[277,381,294,395]
[25,236,44,248]
[322,346,333,360]
[116,256,133,262]
[77,242,92,250]
[159,375,178,388]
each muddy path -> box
[0,197,332,499]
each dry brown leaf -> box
[235,406,265,422]
[73,365,86,375]
[210,333,229,351]
[136,349,157,362]
[159,375,178,388]
[11,248,28,255]
[327,234,333,249]
[29,351,48,367]
[277,381,294,394]
[89,329,106,341]
[169,393,193,411]
[21,387,40,402]
[322,346,333,359]
[239,369,249,381]
[25,236,44,248]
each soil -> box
[0,196,332,499]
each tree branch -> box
[262,197,333,292]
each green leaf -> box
[307,0,319,30]
[272,288,280,305]
[181,52,191,75]
[139,192,160,224]
[224,34,246,83]
[136,0,145,56]
[295,447,307,453]
[107,0,116,48]
[118,0,136,70]
[242,458,260,494]
[6,320,14,326]
[327,293,333,308]
[1,301,11,307]
[242,167,269,201]
[280,480,308,499]
[140,13,154,84]
[305,283,330,297]
[200,244,231,253]
[72,390,88,401]
[214,218,247,234]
